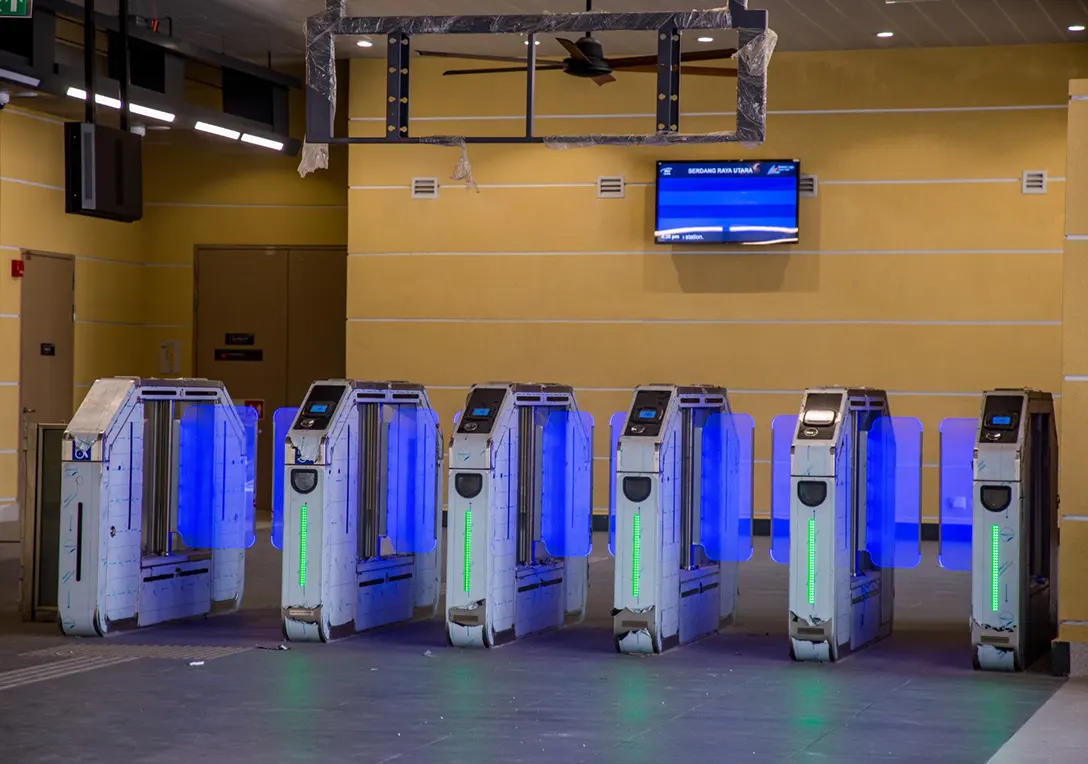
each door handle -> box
[22,407,36,414]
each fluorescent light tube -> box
[240,133,285,151]
[194,121,241,140]
[0,68,40,87]
[66,87,122,109]
[129,103,175,123]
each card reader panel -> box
[294,384,348,432]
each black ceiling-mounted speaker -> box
[64,123,144,223]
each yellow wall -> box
[1060,78,1088,643]
[0,108,145,533]
[346,43,1088,521]
[0,103,347,536]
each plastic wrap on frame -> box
[300,0,345,177]
[302,4,774,172]
[419,137,480,190]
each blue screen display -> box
[638,409,657,420]
[471,407,491,417]
[655,160,800,245]
[308,403,329,414]
[991,415,1012,426]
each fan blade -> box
[592,73,617,86]
[607,48,739,69]
[556,37,591,62]
[416,50,532,65]
[616,64,738,78]
[443,64,565,76]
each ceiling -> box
[73,0,1088,63]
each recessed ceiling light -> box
[1070,24,1086,32]
[876,31,894,38]
[356,39,373,48]
[697,36,714,43]
[524,40,541,45]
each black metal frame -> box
[305,0,770,145]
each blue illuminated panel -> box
[271,407,299,550]
[637,409,656,420]
[540,410,593,558]
[865,416,923,569]
[770,414,796,564]
[386,407,440,555]
[701,413,754,563]
[655,160,800,245]
[939,417,977,571]
[178,405,258,550]
[608,411,625,556]
[308,403,329,414]
[471,407,490,417]
[990,415,1011,426]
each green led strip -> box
[807,518,816,606]
[991,524,1000,612]
[463,508,472,593]
[298,503,308,588]
[632,513,641,598]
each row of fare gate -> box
[19,378,1055,671]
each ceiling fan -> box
[414,1,738,87]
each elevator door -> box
[195,247,346,518]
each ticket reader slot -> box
[773,387,922,663]
[279,380,443,643]
[938,390,1057,671]
[610,385,754,655]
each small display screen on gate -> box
[990,415,1011,426]
[308,403,329,414]
[638,409,657,420]
[471,407,491,417]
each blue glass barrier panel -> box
[453,410,462,426]
[541,410,593,558]
[386,406,440,555]
[865,416,923,569]
[700,413,754,563]
[271,407,298,550]
[939,417,977,571]
[178,405,257,550]
[608,411,625,556]
[732,414,755,562]
[770,414,796,564]
[577,412,594,555]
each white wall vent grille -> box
[411,177,439,199]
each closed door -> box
[195,247,346,517]
[286,249,347,403]
[195,248,289,516]
[18,252,74,615]
[20,252,75,428]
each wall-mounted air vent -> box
[411,177,439,199]
[799,174,818,199]
[1021,170,1047,195]
[597,176,626,199]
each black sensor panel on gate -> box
[295,384,348,431]
[458,388,508,435]
[796,393,843,441]
[626,389,672,437]
[980,395,1023,444]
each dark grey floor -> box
[0,534,1064,764]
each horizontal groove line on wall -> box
[348,317,1060,327]
[348,103,1067,122]
[350,178,1065,190]
[75,320,191,328]
[0,314,17,320]
[0,177,62,192]
[0,245,146,268]
[144,202,348,210]
[348,248,1062,258]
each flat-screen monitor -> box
[654,159,800,245]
